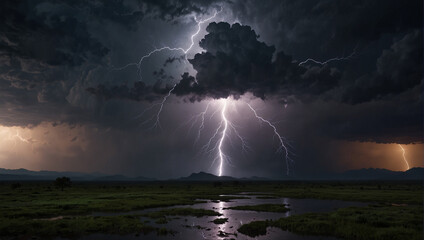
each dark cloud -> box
[141,0,223,21]
[153,68,175,81]
[173,22,339,100]
[163,55,185,67]
[341,31,423,104]
[86,81,169,102]
[0,1,109,67]
[322,89,422,144]
[0,0,223,127]
[229,0,422,60]
[0,0,219,76]
[93,22,337,101]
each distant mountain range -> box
[279,167,424,181]
[333,167,424,180]
[0,168,155,181]
[176,172,271,181]
[177,172,236,181]
[0,167,422,181]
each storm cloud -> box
[173,22,340,100]
[0,0,422,178]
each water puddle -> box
[57,194,368,240]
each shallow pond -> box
[58,194,368,240]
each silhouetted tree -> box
[54,177,71,191]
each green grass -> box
[0,207,219,238]
[256,196,278,199]
[212,218,228,224]
[226,204,289,213]
[238,204,423,240]
[0,215,158,238]
[155,217,168,224]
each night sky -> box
[0,0,422,179]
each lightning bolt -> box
[198,99,250,176]
[134,102,162,120]
[217,100,229,176]
[126,8,222,129]
[194,102,210,144]
[14,132,31,144]
[201,119,223,155]
[298,50,356,66]
[114,8,222,73]
[246,103,292,175]
[227,122,251,153]
[186,101,250,158]
[151,84,176,129]
[0,128,39,152]
[398,144,410,170]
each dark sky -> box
[0,0,422,179]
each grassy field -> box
[0,181,422,239]
[238,204,423,240]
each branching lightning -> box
[134,102,161,120]
[14,132,31,144]
[201,122,222,155]
[194,102,210,144]
[114,8,222,73]
[123,8,221,129]
[298,50,356,66]
[195,99,252,176]
[398,144,410,170]
[0,127,39,152]
[151,84,176,129]
[227,122,251,153]
[217,100,229,176]
[247,103,292,175]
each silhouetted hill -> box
[276,167,424,181]
[0,174,47,181]
[341,168,401,180]
[337,167,424,180]
[178,172,236,181]
[0,168,103,180]
[403,167,424,180]
[177,172,272,181]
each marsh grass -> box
[212,218,228,224]
[0,181,421,238]
[238,204,423,240]
[0,215,157,238]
